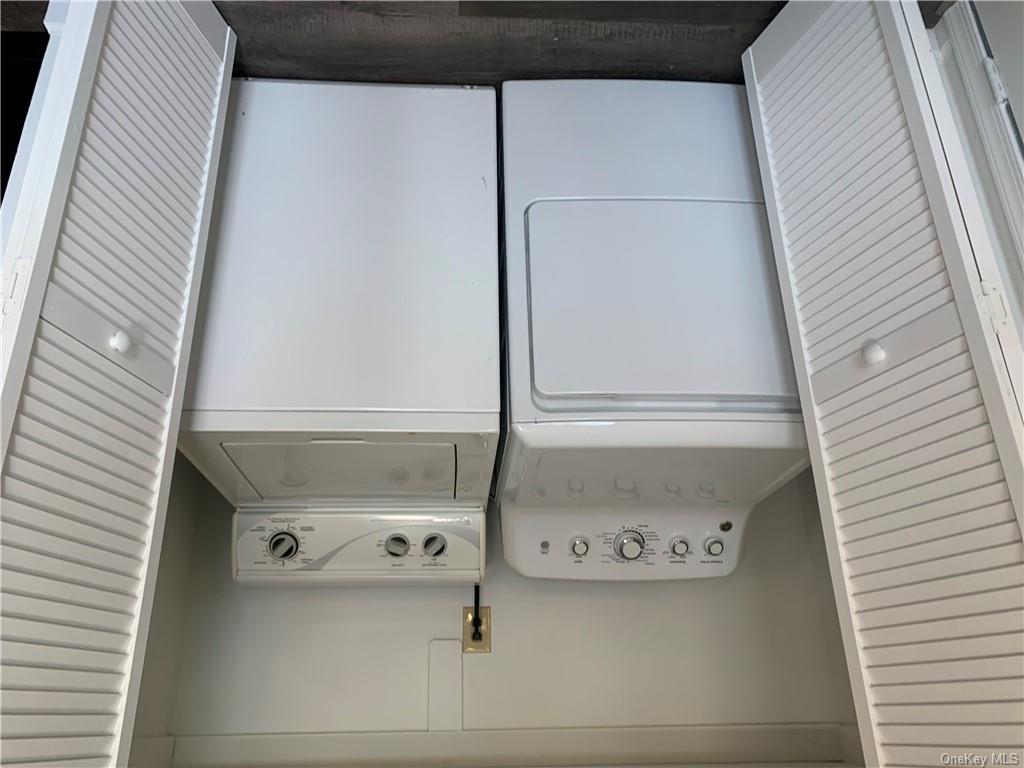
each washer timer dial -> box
[614,530,645,560]
[384,534,410,557]
[267,531,300,561]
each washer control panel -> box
[234,505,483,584]
[503,507,748,579]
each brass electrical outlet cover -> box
[462,606,491,653]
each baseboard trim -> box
[166,723,846,767]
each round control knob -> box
[704,538,725,557]
[384,533,410,557]
[614,530,645,561]
[670,537,690,557]
[570,537,589,557]
[267,531,299,561]
[422,533,447,557]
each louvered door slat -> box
[854,565,1024,616]
[1,522,141,579]
[873,678,1024,705]
[111,12,216,126]
[14,416,155,492]
[5,759,114,768]
[843,500,1016,558]
[861,607,1024,647]
[63,205,188,304]
[799,210,934,306]
[875,702,1024,725]
[2,477,150,543]
[0,642,125,675]
[1,714,119,738]
[1,546,138,596]
[774,37,888,161]
[800,218,933,315]
[870,655,1024,686]
[100,43,209,159]
[886,745,1024,767]
[0,736,114,765]
[91,73,204,191]
[826,378,981,454]
[79,144,196,253]
[8,435,154,509]
[846,519,1019,576]
[1,594,133,638]
[787,144,918,242]
[864,631,1024,667]
[79,120,196,232]
[851,541,1021,595]
[0,1,234,764]
[779,93,905,203]
[5,453,151,524]
[1,568,137,616]
[0,618,129,656]
[745,1,1024,764]
[3,471,150,545]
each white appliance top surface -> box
[503,80,799,420]
[185,80,499,415]
[526,198,797,405]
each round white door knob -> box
[108,330,131,354]
[861,339,885,366]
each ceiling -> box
[1,1,952,86]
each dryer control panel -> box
[233,506,484,585]
[501,507,749,580]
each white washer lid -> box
[526,198,799,411]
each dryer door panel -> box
[526,198,798,411]
[222,441,457,500]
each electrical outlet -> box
[462,605,491,653]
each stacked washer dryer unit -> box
[179,80,499,585]
[498,81,809,580]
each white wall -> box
[135,459,858,766]
[975,0,1024,134]
[130,455,205,767]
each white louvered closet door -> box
[744,1,1024,766]
[0,1,234,765]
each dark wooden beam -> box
[214,1,784,84]
[0,1,47,31]
[0,1,956,84]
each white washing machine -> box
[179,80,499,584]
[498,80,808,580]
